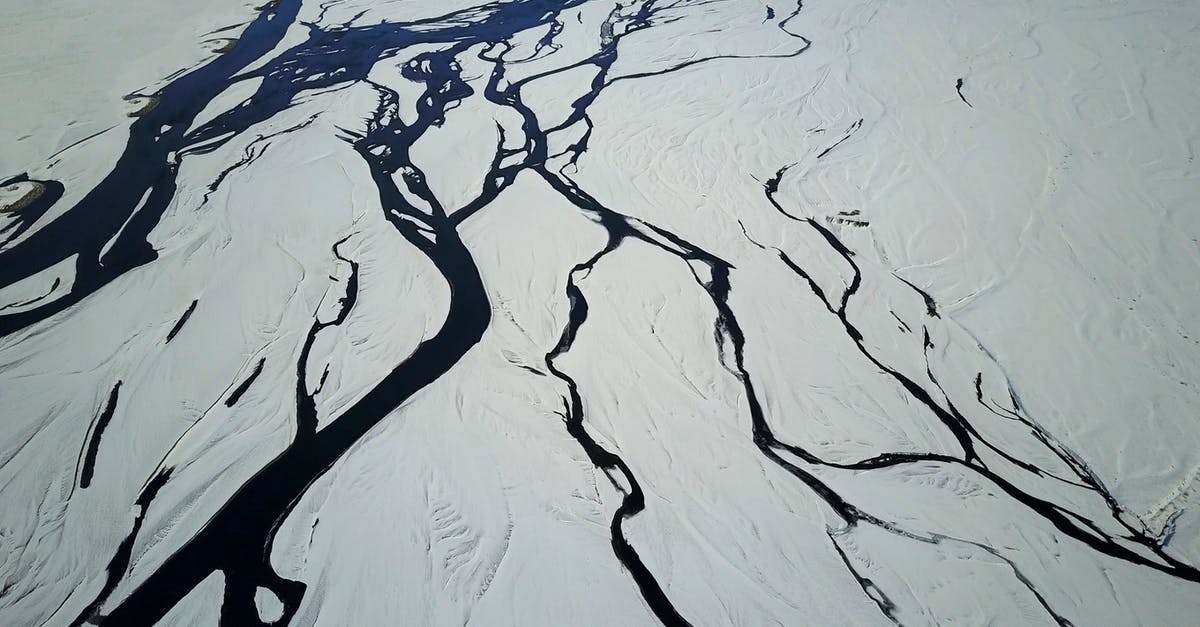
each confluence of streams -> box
[0,1,1194,625]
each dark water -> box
[3,1,1195,625]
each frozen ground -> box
[1,0,1199,625]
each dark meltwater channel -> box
[1,1,1197,626]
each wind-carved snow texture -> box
[1,0,1199,625]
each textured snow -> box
[1,0,1199,625]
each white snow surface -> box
[1,0,1199,625]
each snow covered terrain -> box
[2,0,1199,624]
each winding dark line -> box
[71,470,172,627]
[0,0,304,338]
[545,255,693,627]
[84,4,603,622]
[752,163,1200,585]
[744,145,1200,617]
[97,227,490,626]
[828,532,899,625]
[36,1,1195,625]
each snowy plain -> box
[1,0,1199,625]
